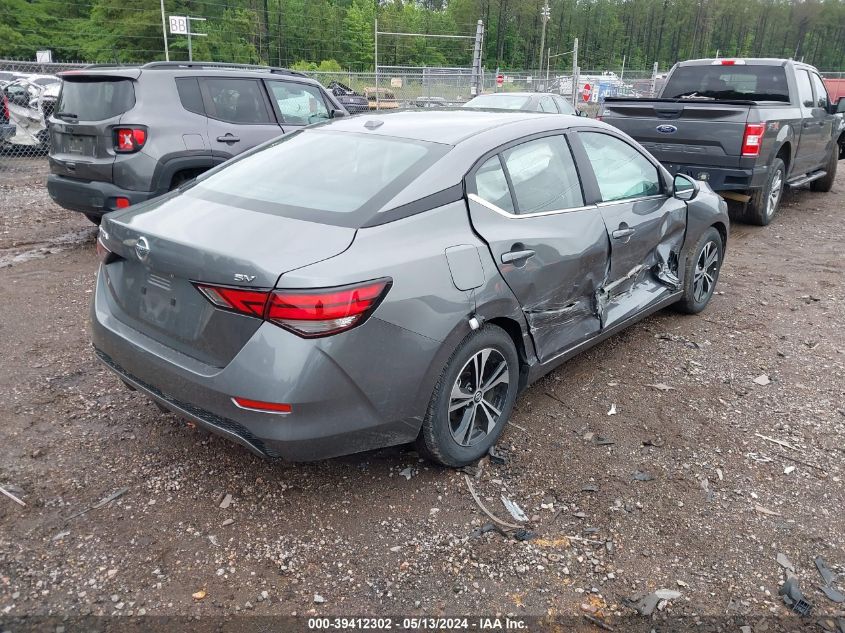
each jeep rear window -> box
[662,65,790,102]
[185,129,450,228]
[56,78,135,120]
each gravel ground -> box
[1,159,844,631]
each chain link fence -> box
[2,57,844,172]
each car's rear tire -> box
[417,325,519,467]
[675,227,723,315]
[810,145,838,192]
[84,213,102,225]
[732,158,785,226]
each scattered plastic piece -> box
[632,471,655,482]
[500,495,528,522]
[607,404,617,416]
[815,556,836,586]
[779,577,813,616]
[776,553,795,573]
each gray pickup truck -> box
[600,58,845,225]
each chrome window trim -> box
[596,194,668,207]
[468,193,597,219]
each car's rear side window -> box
[501,135,584,213]
[662,65,790,102]
[56,79,135,120]
[200,78,272,124]
[176,77,205,115]
[186,129,450,227]
[474,156,515,212]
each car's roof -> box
[323,109,558,144]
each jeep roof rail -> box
[83,63,140,69]
[140,61,306,77]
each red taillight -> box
[193,278,391,338]
[232,397,292,415]
[195,284,269,318]
[741,123,765,157]
[114,127,147,153]
[115,197,130,209]
[266,280,391,337]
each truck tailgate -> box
[601,100,751,168]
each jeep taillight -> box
[114,127,147,153]
[741,123,765,157]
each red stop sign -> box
[582,83,591,102]
[496,74,504,87]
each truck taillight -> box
[114,127,147,153]
[741,123,765,157]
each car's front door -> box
[573,130,687,329]
[199,77,283,162]
[793,69,822,176]
[466,133,610,363]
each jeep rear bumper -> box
[47,174,155,217]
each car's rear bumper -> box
[47,174,155,217]
[660,162,769,192]
[90,269,431,461]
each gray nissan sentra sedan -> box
[92,110,729,466]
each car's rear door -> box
[199,77,283,161]
[792,69,822,175]
[571,129,686,329]
[809,71,837,168]
[466,133,610,363]
[263,79,332,132]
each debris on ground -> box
[65,487,129,521]
[632,470,655,482]
[646,383,675,391]
[192,589,207,601]
[218,493,233,509]
[399,467,415,480]
[487,445,508,465]
[776,553,796,574]
[625,589,682,616]
[753,374,771,386]
[755,432,799,451]
[779,577,813,616]
[582,613,614,631]
[607,404,617,416]
[463,474,523,530]
[500,495,528,522]
[313,594,326,604]
[815,556,845,602]
[0,484,26,507]
[753,504,781,517]
[642,437,665,447]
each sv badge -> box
[234,273,256,283]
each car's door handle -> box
[216,134,240,144]
[501,249,535,264]
[612,227,636,240]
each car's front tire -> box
[810,145,838,192]
[418,325,519,467]
[676,227,723,314]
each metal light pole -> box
[538,1,550,76]
[571,37,579,104]
[160,0,169,61]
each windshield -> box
[56,78,135,119]
[186,129,450,227]
[463,94,532,110]
[662,65,790,102]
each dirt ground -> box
[0,158,843,632]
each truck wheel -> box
[734,158,784,226]
[810,146,838,192]
[84,213,102,225]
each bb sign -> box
[169,16,189,35]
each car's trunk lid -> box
[601,98,752,168]
[99,192,356,367]
[49,73,139,182]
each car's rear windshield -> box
[56,78,135,120]
[662,65,790,102]
[464,94,532,110]
[186,129,450,227]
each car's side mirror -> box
[673,173,699,201]
[330,108,346,118]
[577,109,588,117]
[834,97,845,114]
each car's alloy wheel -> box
[766,167,783,220]
[692,240,719,304]
[418,325,519,467]
[448,348,510,447]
